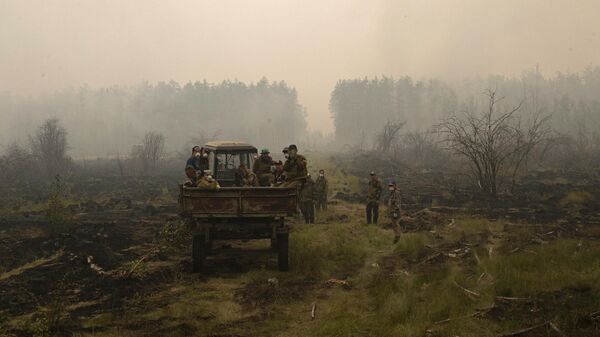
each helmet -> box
[288,144,297,150]
[388,180,396,186]
[261,148,270,154]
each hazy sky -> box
[1,0,599,133]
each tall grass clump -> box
[289,222,387,277]
[394,233,430,260]
[483,239,600,297]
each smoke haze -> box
[1,0,600,134]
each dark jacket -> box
[253,156,274,175]
[283,154,307,180]
[186,155,209,171]
[315,176,328,196]
[367,178,383,204]
[300,177,316,202]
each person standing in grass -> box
[314,169,329,211]
[387,181,402,243]
[299,174,316,224]
[366,171,382,224]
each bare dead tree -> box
[509,110,553,191]
[438,90,550,197]
[375,120,406,154]
[136,131,165,174]
[29,118,70,179]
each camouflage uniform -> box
[253,155,274,186]
[235,164,259,187]
[299,176,316,224]
[366,177,383,224]
[388,188,402,242]
[282,154,307,188]
[184,165,198,187]
[242,171,259,187]
[314,175,329,211]
[197,176,220,190]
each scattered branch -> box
[498,321,551,337]
[453,281,480,298]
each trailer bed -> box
[179,186,297,218]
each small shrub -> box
[394,233,430,260]
[26,316,51,337]
[159,220,192,252]
[46,176,73,235]
[124,259,150,279]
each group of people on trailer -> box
[183,144,329,224]
[184,144,401,241]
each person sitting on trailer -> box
[238,164,259,187]
[197,170,220,190]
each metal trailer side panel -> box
[179,186,297,218]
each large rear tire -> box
[277,231,289,271]
[192,234,206,273]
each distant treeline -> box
[3,68,600,158]
[330,67,600,148]
[330,77,457,146]
[0,78,306,157]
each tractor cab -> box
[203,141,257,187]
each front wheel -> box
[277,231,289,271]
[192,234,206,273]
